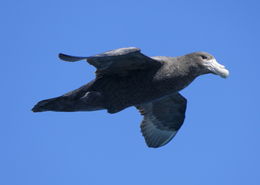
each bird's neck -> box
[153,59,207,94]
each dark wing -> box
[59,47,160,75]
[136,93,187,148]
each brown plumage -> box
[32,47,229,148]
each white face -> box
[202,57,229,78]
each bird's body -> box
[76,57,195,113]
[32,47,229,148]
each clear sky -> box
[1,0,260,185]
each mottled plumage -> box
[32,47,229,148]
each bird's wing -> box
[59,47,160,76]
[136,93,187,148]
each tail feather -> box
[32,91,105,113]
[32,97,68,112]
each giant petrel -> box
[32,47,229,148]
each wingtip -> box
[58,53,87,62]
[58,53,66,60]
[146,143,161,148]
[58,53,72,61]
[58,53,64,58]
[145,139,169,148]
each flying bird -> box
[32,47,229,148]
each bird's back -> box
[88,66,164,113]
[88,57,193,113]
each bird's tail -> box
[32,91,105,113]
[32,82,105,112]
[32,96,65,112]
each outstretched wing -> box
[59,47,160,75]
[136,93,187,148]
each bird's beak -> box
[207,59,229,78]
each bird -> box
[32,47,229,148]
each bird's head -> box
[186,52,229,78]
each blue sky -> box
[1,0,260,184]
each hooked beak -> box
[206,59,229,78]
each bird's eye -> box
[200,55,208,60]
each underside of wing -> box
[59,47,160,76]
[136,93,187,148]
